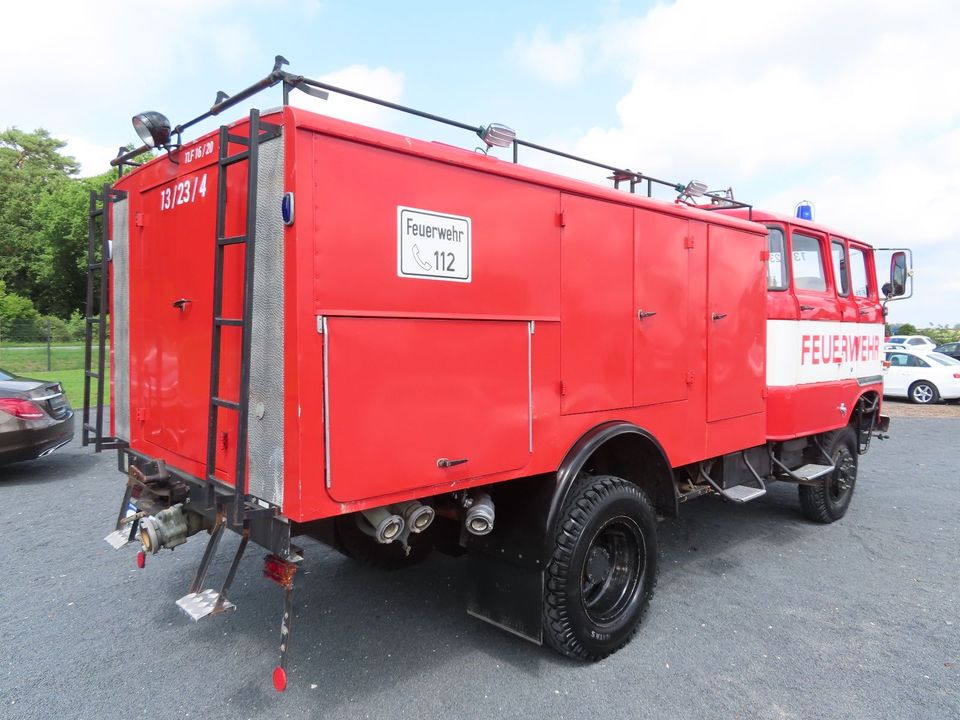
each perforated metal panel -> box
[111,198,131,441]
[246,135,285,506]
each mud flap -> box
[466,550,543,644]
[464,474,555,644]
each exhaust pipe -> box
[359,506,405,544]
[464,493,495,536]
[392,501,435,534]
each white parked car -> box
[883,350,960,404]
[886,335,937,352]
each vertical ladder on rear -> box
[205,109,282,522]
[82,185,125,452]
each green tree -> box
[31,170,115,317]
[0,280,40,341]
[894,322,918,336]
[0,128,79,302]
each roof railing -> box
[112,55,752,218]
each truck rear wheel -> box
[333,515,432,570]
[543,475,658,661]
[799,427,858,523]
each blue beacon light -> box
[795,201,814,221]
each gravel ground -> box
[1,418,957,720]
[883,398,960,418]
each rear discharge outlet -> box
[392,501,435,533]
[138,504,206,554]
[358,507,405,543]
[464,493,495,536]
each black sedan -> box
[934,342,960,361]
[0,368,74,466]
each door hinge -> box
[135,212,146,228]
[684,235,695,249]
[136,407,148,422]
[761,387,769,399]
[557,211,566,228]
[685,370,695,385]
[560,380,566,396]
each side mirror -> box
[884,252,908,298]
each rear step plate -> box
[176,589,236,621]
[723,485,766,503]
[104,529,132,549]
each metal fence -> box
[0,318,93,374]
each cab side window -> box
[831,239,849,296]
[767,227,788,291]
[791,233,826,291]
[849,246,870,297]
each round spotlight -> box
[132,111,172,149]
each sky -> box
[2,0,957,325]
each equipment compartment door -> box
[634,210,690,406]
[559,194,634,414]
[325,317,531,502]
[132,167,228,469]
[706,224,766,421]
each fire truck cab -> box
[88,59,909,688]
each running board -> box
[770,453,835,485]
[698,458,767,504]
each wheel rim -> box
[580,516,645,625]
[912,384,934,403]
[828,446,856,505]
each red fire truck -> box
[87,58,909,690]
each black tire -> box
[799,427,858,524]
[908,381,939,405]
[333,515,432,570]
[543,475,658,661]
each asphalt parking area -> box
[2,417,957,720]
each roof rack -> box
[112,55,752,218]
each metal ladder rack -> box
[204,109,282,522]
[82,185,125,451]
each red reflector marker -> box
[273,666,287,692]
[263,554,297,590]
[136,551,146,569]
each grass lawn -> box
[0,344,88,374]
[27,367,111,408]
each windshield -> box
[927,352,960,366]
[0,368,15,381]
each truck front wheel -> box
[543,475,658,660]
[799,427,858,523]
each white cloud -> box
[513,27,585,86]
[537,0,960,324]
[289,65,405,128]
[58,135,122,177]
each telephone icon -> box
[412,243,432,271]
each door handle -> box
[859,308,870,315]
[799,304,814,311]
[437,457,468,468]
[637,309,657,320]
[712,312,727,321]
[172,298,192,311]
